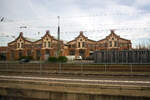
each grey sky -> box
[0,0,150,47]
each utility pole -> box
[57,16,60,57]
[57,16,61,73]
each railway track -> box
[0,75,150,86]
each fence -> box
[94,50,150,64]
[0,62,150,76]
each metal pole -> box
[57,16,61,73]
[57,16,60,57]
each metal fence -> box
[0,62,150,75]
[94,50,150,64]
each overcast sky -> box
[0,0,150,47]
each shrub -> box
[58,56,68,63]
[48,56,57,63]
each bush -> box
[48,56,68,63]
[58,56,68,63]
[48,57,57,63]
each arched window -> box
[48,42,50,47]
[114,41,117,47]
[82,42,85,47]
[109,41,112,47]
[21,43,24,48]
[78,42,80,48]
[44,42,46,48]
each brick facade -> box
[0,30,132,60]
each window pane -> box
[78,42,80,48]
[114,41,117,47]
[21,43,24,48]
[109,41,112,47]
[48,42,50,47]
[82,42,85,47]
[44,42,46,47]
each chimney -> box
[80,31,83,35]
[110,29,115,34]
[46,30,50,34]
[20,32,23,36]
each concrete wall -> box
[0,78,150,100]
[0,91,150,100]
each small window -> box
[114,41,117,47]
[21,43,24,48]
[19,51,22,58]
[109,41,112,47]
[112,38,114,40]
[48,42,50,47]
[80,39,82,41]
[44,42,46,47]
[78,42,80,48]
[82,42,85,47]
[27,50,31,56]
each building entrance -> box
[45,49,50,60]
[79,49,85,59]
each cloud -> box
[0,0,150,47]
[135,0,150,6]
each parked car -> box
[76,56,82,60]
[19,59,30,63]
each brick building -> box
[6,30,64,60]
[0,30,132,60]
[97,30,132,50]
[66,31,96,59]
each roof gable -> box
[98,30,130,42]
[75,31,88,40]
[41,30,57,41]
[106,30,120,39]
[8,32,25,45]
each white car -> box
[76,56,82,60]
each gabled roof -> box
[8,32,33,45]
[68,31,96,44]
[41,30,53,39]
[75,31,88,40]
[106,30,120,39]
[40,30,60,42]
[98,30,131,43]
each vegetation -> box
[48,56,57,63]
[135,40,150,50]
[58,56,68,63]
[48,56,67,63]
